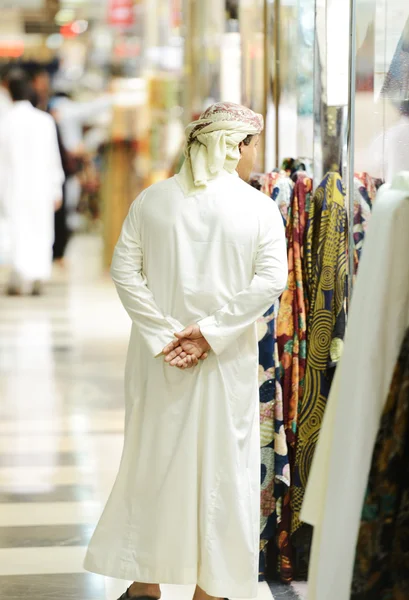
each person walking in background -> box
[0,68,64,296]
[50,90,112,233]
[84,103,288,600]
[0,65,13,264]
[29,64,52,112]
[29,65,81,265]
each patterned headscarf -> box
[176,102,264,196]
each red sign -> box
[108,0,134,27]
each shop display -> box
[252,166,384,582]
[301,175,409,600]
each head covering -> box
[176,102,264,196]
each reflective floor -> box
[0,235,305,600]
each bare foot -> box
[127,582,161,599]
[193,585,223,600]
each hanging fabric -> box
[301,173,409,600]
[249,173,292,579]
[351,327,409,600]
[277,173,312,447]
[258,303,290,579]
[275,172,312,582]
[292,173,348,537]
[261,172,294,225]
[353,178,372,275]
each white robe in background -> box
[0,101,64,283]
[0,86,12,263]
[84,171,288,598]
[302,173,409,600]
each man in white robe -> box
[0,68,64,295]
[84,103,288,600]
[0,65,12,263]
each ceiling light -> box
[71,20,88,35]
[55,9,76,25]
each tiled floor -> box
[0,235,305,600]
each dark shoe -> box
[31,280,43,296]
[6,285,21,296]
[117,590,158,600]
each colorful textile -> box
[262,172,294,225]
[275,173,312,582]
[277,173,312,448]
[255,173,292,579]
[353,178,372,274]
[351,327,409,600]
[177,102,263,196]
[292,173,347,535]
[258,304,290,579]
[354,172,379,207]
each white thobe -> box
[301,173,409,600]
[0,101,64,283]
[0,86,12,263]
[84,171,288,598]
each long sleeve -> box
[110,195,184,357]
[198,201,288,355]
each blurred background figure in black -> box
[0,68,64,296]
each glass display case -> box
[352,0,409,183]
[264,0,315,170]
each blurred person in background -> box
[0,65,13,264]
[50,90,112,232]
[0,68,64,295]
[29,64,51,112]
[84,103,288,600]
[29,65,80,265]
[51,121,82,266]
[0,65,12,118]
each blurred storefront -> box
[0,0,317,263]
[1,0,408,262]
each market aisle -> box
[0,235,303,600]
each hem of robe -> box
[84,553,258,599]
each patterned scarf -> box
[176,102,263,196]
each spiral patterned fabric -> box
[291,173,347,536]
